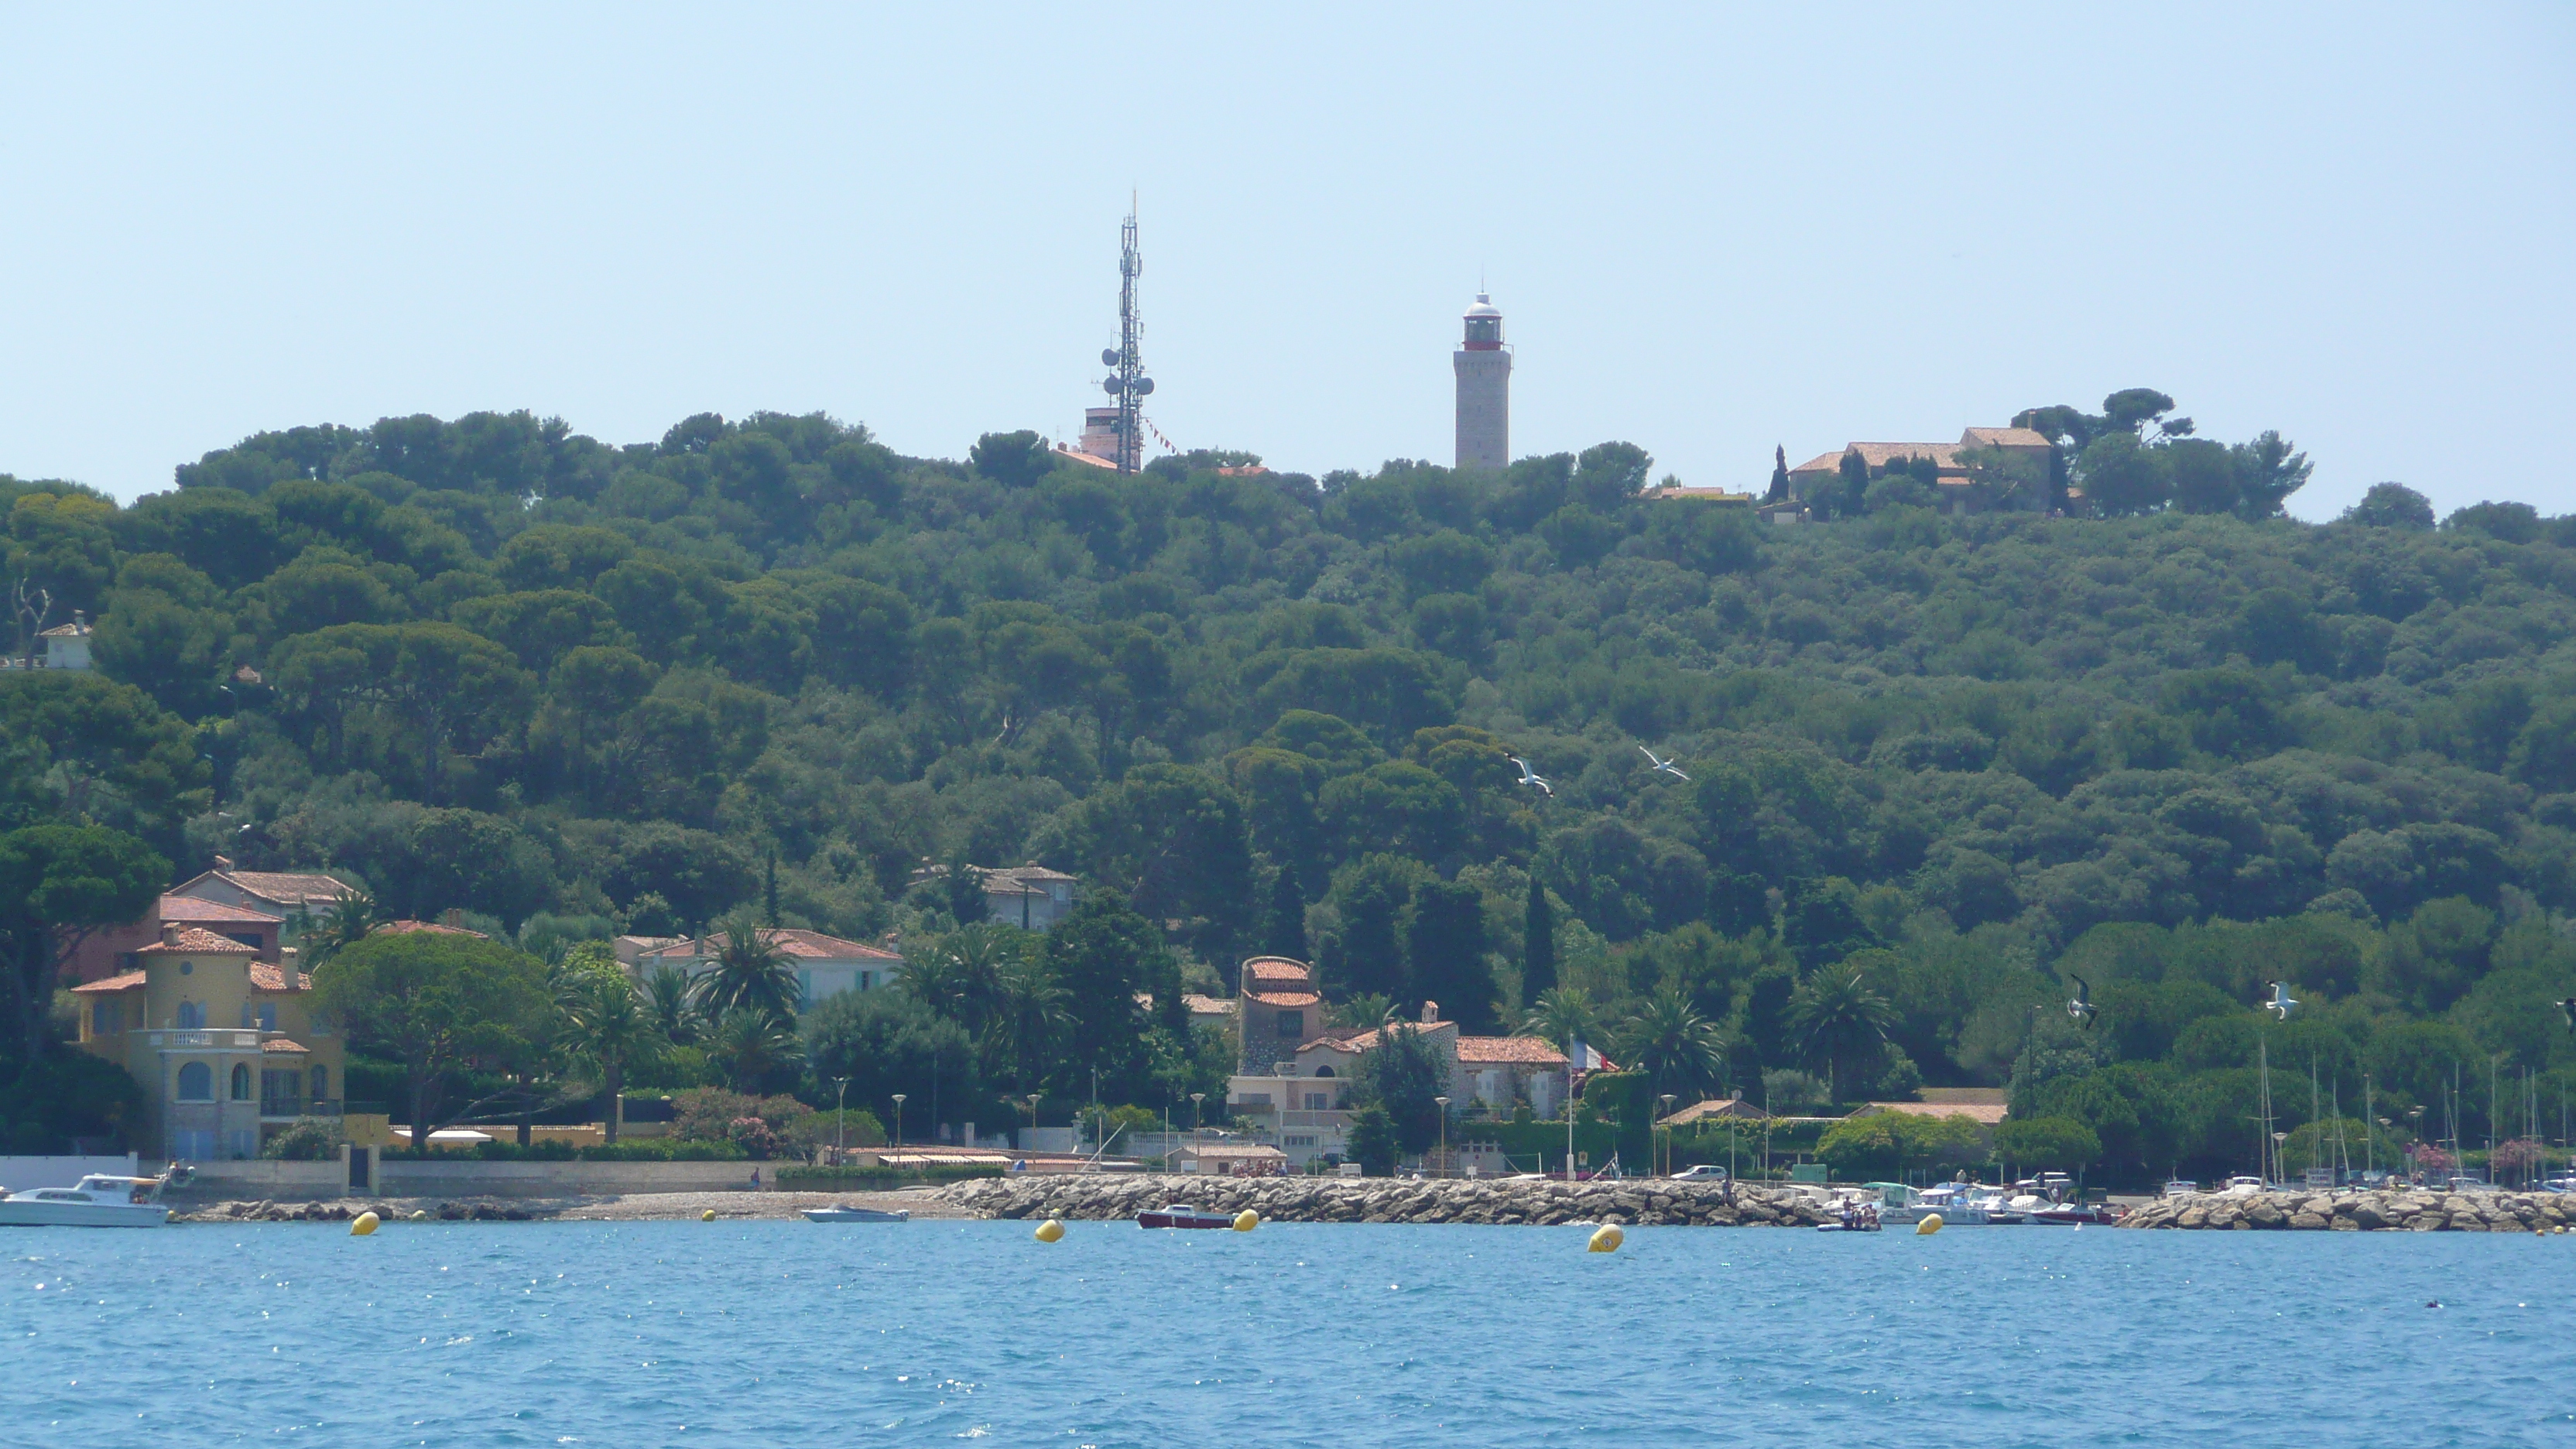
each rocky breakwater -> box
[940,1173,1838,1228]
[2122,1188,2575,1232]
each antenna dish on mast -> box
[1102,348,1120,367]
[1135,377,1155,396]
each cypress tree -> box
[1522,873,1557,1003]
[1766,444,1790,502]
[1264,862,1307,959]
[764,850,779,926]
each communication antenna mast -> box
[1094,194,1155,474]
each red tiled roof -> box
[158,896,283,925]
[139,927,259,955]
[1242,957,1310,983]
[1181,994,1238,1016]
[1457,1036,1568,1065]
[248,964,301,992]
[639,928,900,963]
[373,919,488,938]
[1245,990,1321,1008]
[205,871,353,906]
[261,1038,310,1053]
[1862,1101,2009,1125]
[72,971,146,994]
[1314,1020,1458,1054]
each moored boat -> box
[1137,1205,1233,1229]
[0,1172,179,1228]
[801,1205,910,1223]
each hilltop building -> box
[1454,292,1511,471]
[1783,426,2055,518]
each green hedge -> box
[395,1138,749,1162]
[774,1163,1006,1189]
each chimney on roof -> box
[440,908,464,929]
[282,946,301,989]
[213,854,234,872]
[161,922,181,947]
[1420,1000,1440,1025]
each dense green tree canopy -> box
[5,404,2575,1179]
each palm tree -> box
[1519,986,1604,1052]
[1786,960,1896,1105]
[707,1005,797,1093]
[689,917,800,1020]
[644,964,699,1045]
[1618,987,1732,1105]
[305,886,381,968]
[556,970,662,1145]
[987,954,1072,1095]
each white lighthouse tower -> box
[1453,292,1511,471]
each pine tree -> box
[1522,873,1557,1003]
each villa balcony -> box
[138,1029,265,1050]
[261,1097,344,1121]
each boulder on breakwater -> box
[937,1173,1837,1228]
[2120,1188,2574,1232]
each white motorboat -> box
[2161,1179,2201,1197]
[1882,1183,2002,1226]
[800,1205,910,1223]
[0,1173,176,1228]
[2220,1175,2266,1196]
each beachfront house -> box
[71,923,348,1162]
[1225,961,1571,1170]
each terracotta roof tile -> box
[72,971,146,994]
[373,919,488,938]
[1245,990,1321,1008]
[1959,426,2052,449]
[139,927,259,955]
[1456,1036,1568,1065]
[1242,956,1311,982]
[158,896,284,925]
[186,871,353,907]
[638,928,900,963]
[1861,1101,2009,1125]
[248,964,300,991]
[261,1038,310,1053]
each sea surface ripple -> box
[5,1218,2573,1445]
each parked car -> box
[1670,1164,1731,1182]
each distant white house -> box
[625,927,903,1006]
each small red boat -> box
[1137,1205,1233,1229]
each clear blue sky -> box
[3,5,2569,519]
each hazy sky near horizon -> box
[2,5,2570,520]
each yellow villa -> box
[72,924,348,1162]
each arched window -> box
[310,1065,327,1101]
[176,1002,206,1029]
[1314,1066,1334,1077]
[176,1062,212,1100]
[230,1063,252,1100]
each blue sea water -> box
[6,1218,2574,1447]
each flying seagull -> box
[1638,745,1690,782]
[2263,981,2299,1021]
[2066,974,2097,1029]
[1508,755,1553,798]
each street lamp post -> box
[834,1077,849,1164]
[891,1094,906,1153]
[1434,1096,1450,1177]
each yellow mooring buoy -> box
[1232,1210,1259,1232]
[701,1208,717,1222]
[1035,1218,1066,1243]
[1588,1224,1623,1253]
[409,1210,430,1222]
[349,1211,379,1237]
[1916,1213,1944,1235]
